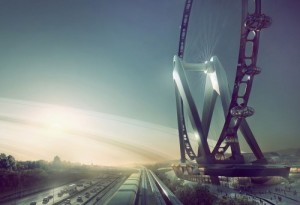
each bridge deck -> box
[173,163,290,179]
[203,164,290,177]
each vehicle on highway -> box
[30,202,36,205]
[67,184,77,194]
[77,196,83,202]
[64,199,71,204]
[85,192,90,198]
[42,197,49,204]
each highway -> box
[3,168,183,205]
[8,167,300,205]
[3,174,126,205]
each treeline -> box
[0,156,50,172]
[0,153,98,195]
[0,153,17,171]
[0,154,87,172]
[154,170,216,205]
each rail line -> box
[105,168,182,205]
[269,191,299,203]
[84,177,125,205]
[246,193,276,205]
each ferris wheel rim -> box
[175,0,270,162]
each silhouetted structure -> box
[173,0,289,184]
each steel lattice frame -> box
[174,0,272,165]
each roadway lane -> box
[3,183,68,205]
[3,179,98,205]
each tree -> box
[36,160,49,170]
[0,153,9,169]
[7,155,16,171]
[53,156,62,168]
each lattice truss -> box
[173,0,272,165]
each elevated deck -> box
[203,164,290,178]
[173,163,290,179]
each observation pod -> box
[244,14,272,31]
[245,66,262,75]
[231,106,255,118]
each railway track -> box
[88,176,126,205]
[246,193,276,205]
[105,168,182,205]
[269,191,300,203]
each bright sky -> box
[0,0,299,165]
[0,98,180,165]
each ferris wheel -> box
[172,0,289,183]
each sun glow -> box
[45,112,66,129]
[0,98,179,166]
[39,106,86,131]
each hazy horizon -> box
[1,98,298,167]
[0,98,181,166]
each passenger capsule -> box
[245,66,261,75]
[231,106,255,118]
[225,136,238,143]
[244,14,271,31]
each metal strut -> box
[175,0,195,162]
[211,0,271,163]
[175,0,272,164]
[173,0,290,180]
[178,0,193,59]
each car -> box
[42,197,49,204]
[77,196,83,202]
[96,196,101,201]
[48,195,53,199]
[30,202,36,205]
[64,199,71,205]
